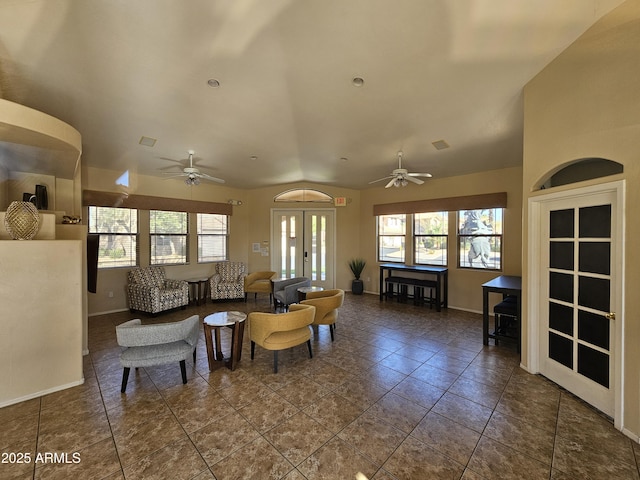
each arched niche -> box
[274,188,333,203]
[536,158,623,191]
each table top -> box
[482,275,522,291]
[204,311,247,327]
[379,263,448,274]
[297,286,324,293]
[186,277,209,283]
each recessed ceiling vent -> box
[139,136,157,147]
[432,140,450,150]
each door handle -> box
[304,251,308,262]
[605,312,616,320]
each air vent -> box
[432,140,450,150]
[139,136,157,147]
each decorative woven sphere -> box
[4,201,40,240]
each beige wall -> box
[0,240,84,407]
[522,0,640,437]
[360,166,523,312]
[86,168,363,314]
[84,166,249,314]
[245,183,362,292]
[86,164,522,315]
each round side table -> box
[297,285,324,302]
[203,311,247,371]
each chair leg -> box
[121,367,130,393]
[180,360,187,384]
[329,324,335,342]
[244,293,248,302]
[251,341,255,359]
[273,350,278,373]
[307,340,313,359]
[193,347,196,363]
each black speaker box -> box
[35,184,48,210]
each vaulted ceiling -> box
[0,0,626,189]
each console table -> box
[379,263,448,311]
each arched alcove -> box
[274,188,333,203]
[536,158,623,190]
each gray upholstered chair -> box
[209,261,246,301]
[127,266,189,315]
[115,315,199,393]
[301,289,345,341]
[272,277,310,309]
[249,304,315,373]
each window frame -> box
[149,210,189,266]
[88,206,139,269]
[196,213,229,263]
[377,213,406,263]
[413,211,448,266]
[457,208,504,270]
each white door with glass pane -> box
[535,184,622,418]
[271,209,335,289]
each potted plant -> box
[348,258,366,295]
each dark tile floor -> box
[1,293,639,479]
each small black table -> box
[482,275,522,347]
[379,263,448,311]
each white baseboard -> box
[621,427,640,444]
[0,378,85,409]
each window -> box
[458,208,503,269]
[88,206,138,268]
[150,210,188,265]
[377,214,406,262]
[414,211,448,266]
[197,213,228,262]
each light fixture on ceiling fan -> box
[368,151,432,188]
[162,150,225,186]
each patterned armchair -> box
[209,262,246,301]
[127,266,189,315]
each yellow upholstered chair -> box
[301,289,344,341]
[244,271,276,302]
[249,304,315,373]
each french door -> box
[536,183,623,417]
[271,209,335,289]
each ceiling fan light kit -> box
[163,151,225,186]
[369,151,432,188]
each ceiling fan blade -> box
[368,175,393,184]
[198,173,226,184]
[385,178,397,188]
[162,173,187,180]
[405,176,424,185]
[159,156,185,165]
[408,172,433,178]
[158,164,184,172]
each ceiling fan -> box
[369,151,432,188]
[163,150,225,186]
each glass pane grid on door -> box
[273,209,334,289]
[547,205,612,389]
